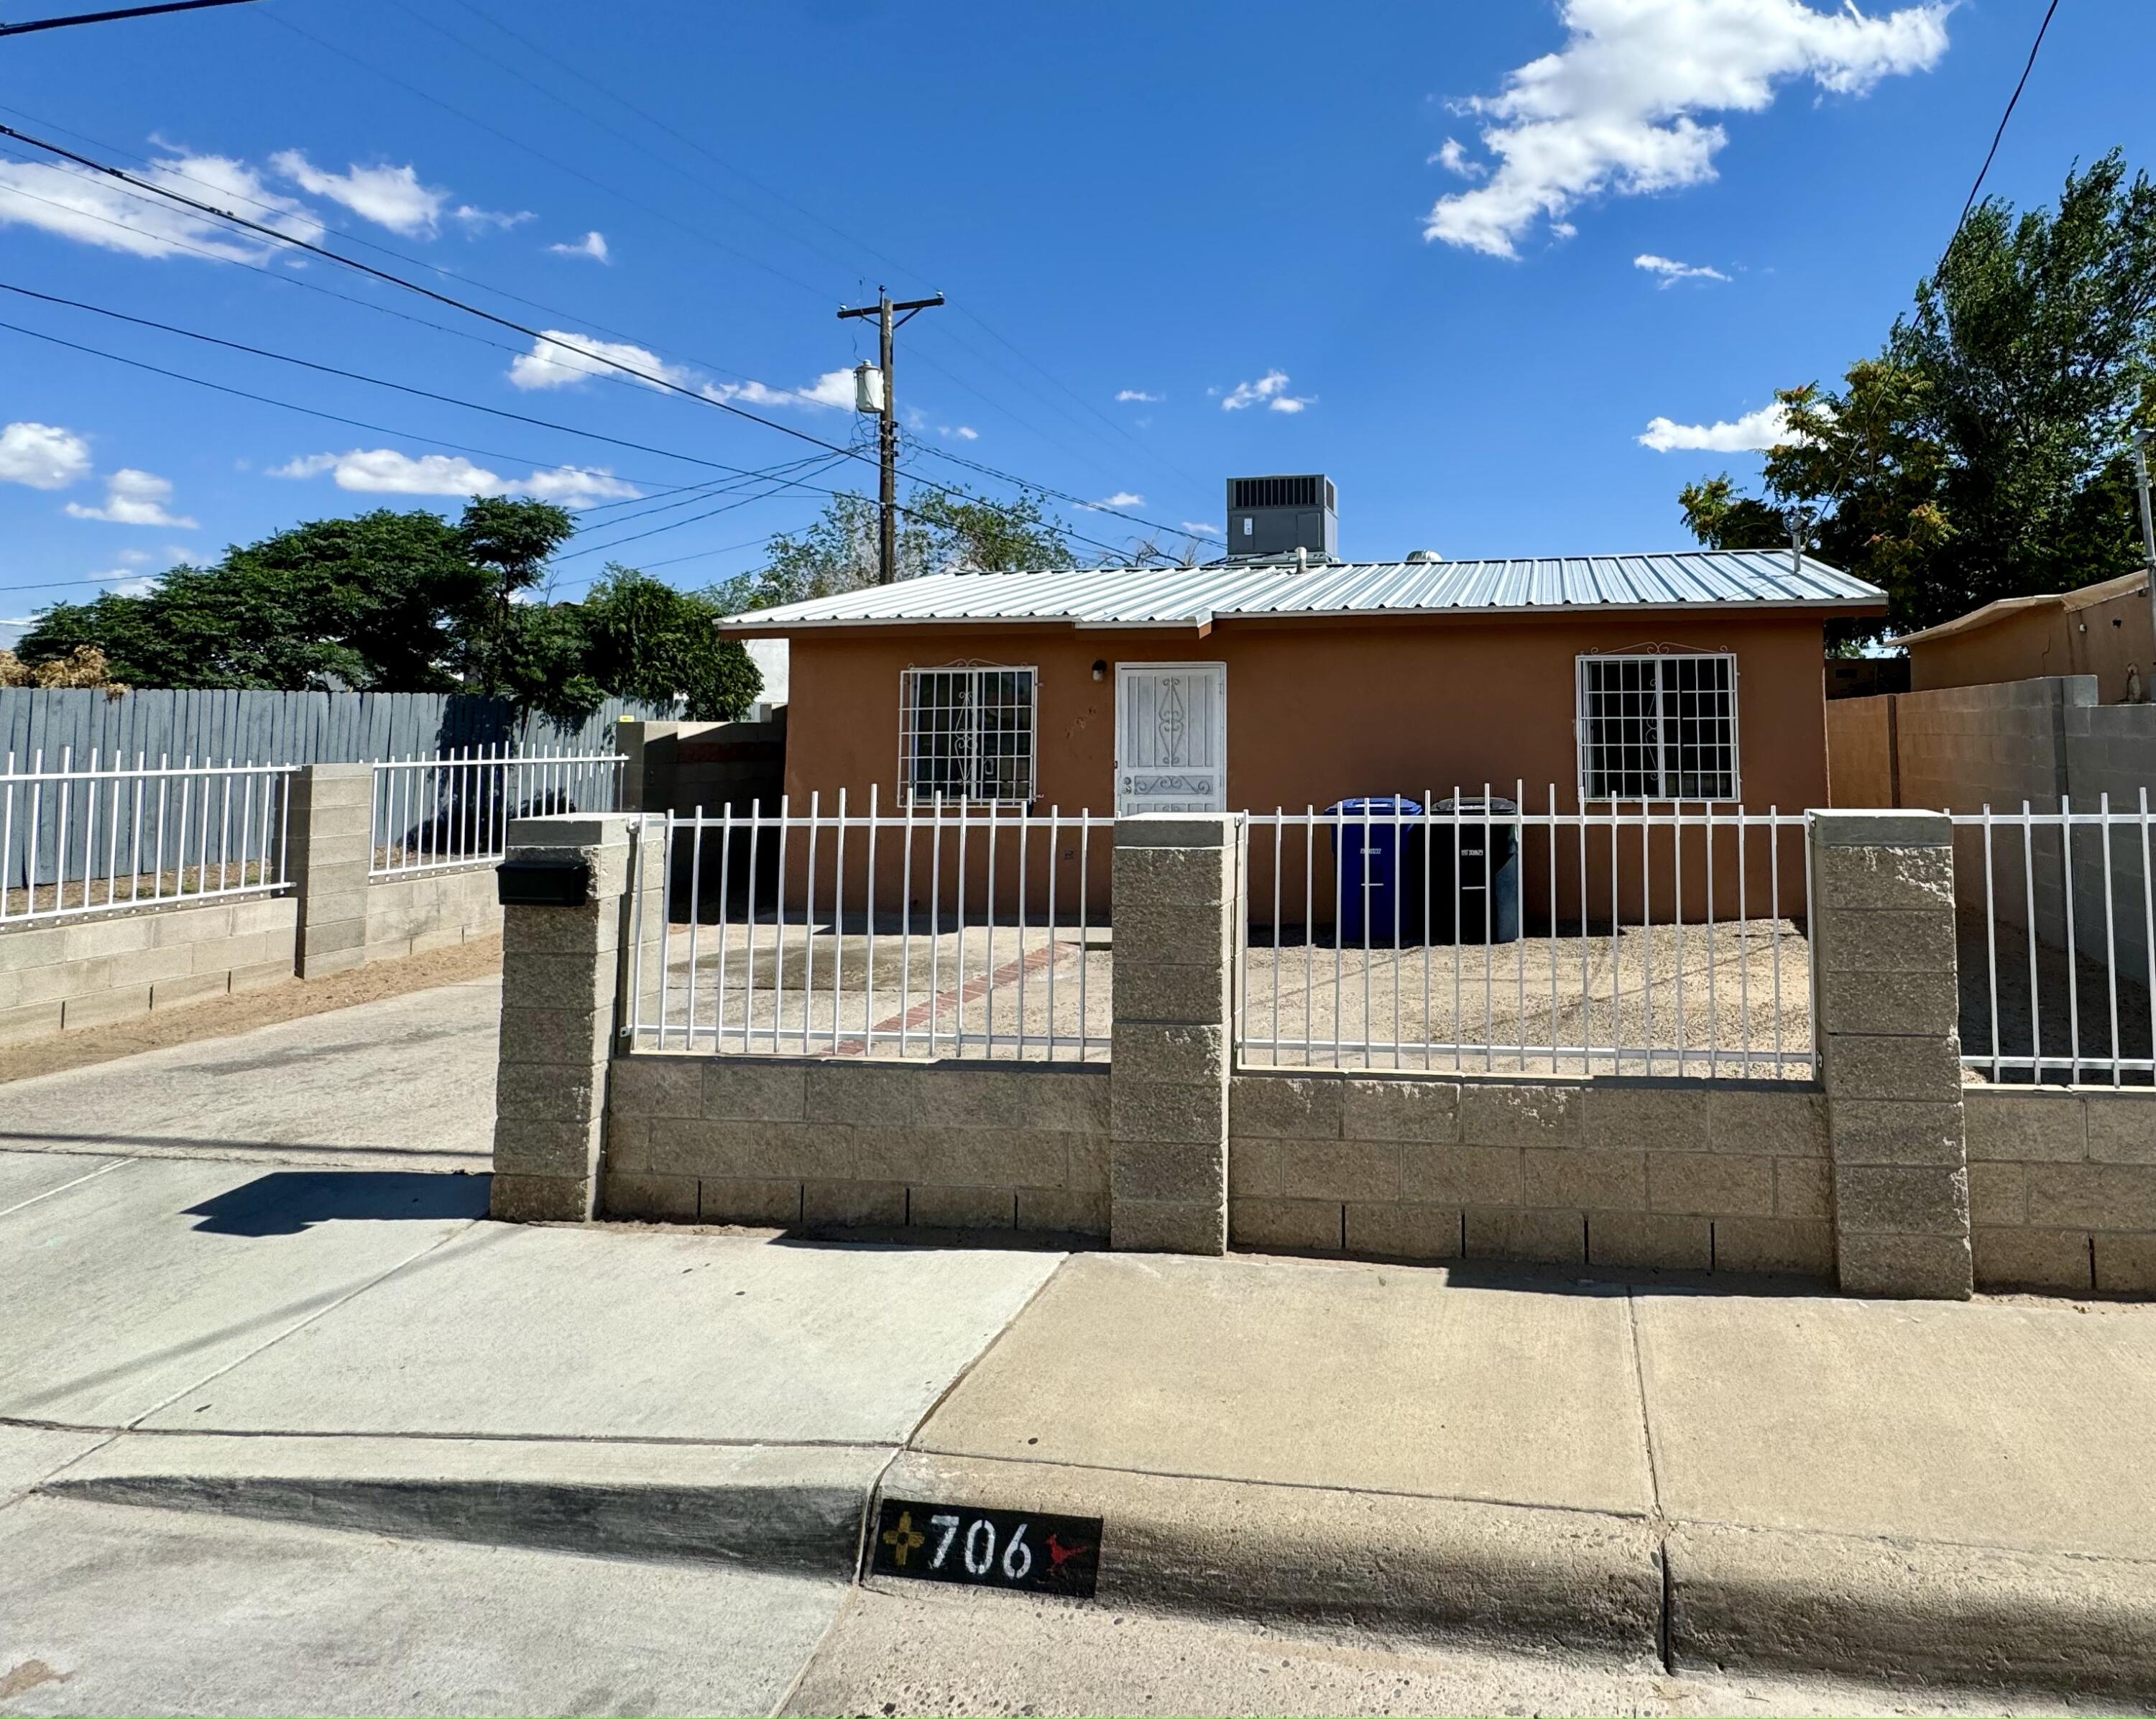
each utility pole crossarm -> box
[835,287,945,586]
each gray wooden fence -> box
[1,689,668,895]
[0,688,664,771]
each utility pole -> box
[837,287,943,584]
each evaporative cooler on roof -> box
[1226,474,1338,561]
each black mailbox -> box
[497,857,591,908]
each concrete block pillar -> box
[287,763,372,978]
[1810,809,1973,1299]
[490,813,642,1224]
[1109,814,1238,1255]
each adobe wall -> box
[0,895,295,1042]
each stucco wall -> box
[1966,1087,2156,1294]
[1228,1070,1832,1275]
[780,614,1833,817]
[1825,696,1895,808]
[774,615,1829,923]
[1910,580,2152,706]
[604,1054,1110,1235]
[0,894,295,1042]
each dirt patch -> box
[0,936,504,1085]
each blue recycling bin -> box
[1328,796,1424,946]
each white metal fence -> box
[627,791,1112,1060]
[1238,788,1813,1078]
[1954,796,2156,1084]
[371,746,626,878]
[1,750,295,928]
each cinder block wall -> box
[1228,1072,1830,1274]
[604,1055,1109,1235]
[0,895,295,1043]
[1968,1087,2156,1294]
[362,866,503,965]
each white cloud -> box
[1181,522,1222,538]
[1637,401,1790,452]
[1086,492,1146,510]
[270,150,447,237]
[704,369,855,410]
[0,150,323,261]
[1425,0,1950,258]
[0,422,92,490]
[1115,389,1163,403]
[272,447,639,507]
[1431,137,1485,179]
[91,571,161,598]
[64,469,195,527]
[509,331,689,392]
[1635,252,1731,285]
[548,229,610,262]
[453,204,532,232]
[937,425,979,441]
[1220,369,1314,413]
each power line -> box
[0,285,1164,570]
[0,0,258,37]
[555,458,852,563]
[0,135,1197,561]
[259,6,834,304]
[0,285,825,492]
[0,100,826,400]
[0,118,1196,548]
[1946,0,2063,251]
[287,0,1190,492]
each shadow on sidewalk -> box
[184,1171,492,1237]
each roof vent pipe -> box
[1294,545,1309,575]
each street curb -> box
[42,1434,2156,1702]
[1669,1521,2156,1701]
[880,1452,2156,1703]
[877,1450,1665,1665]
[37,1433,885,1577]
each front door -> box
[1116,662,1227,816]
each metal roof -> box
[719,550,1885,632]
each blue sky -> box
[0,0,2146,643]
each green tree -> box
[1678,152,2156,637]
[504,566,763,727]
[715,484,1078,612]
[15,499,761,721]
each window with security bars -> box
[1577,654,1738,801]
[900,666,1038,805]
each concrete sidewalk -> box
[3,968,2154,1708]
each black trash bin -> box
[1327,796,1424,946]
[1426,796,1520,944]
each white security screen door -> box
[1116,663,1227,816]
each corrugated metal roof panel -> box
[720,550,1884,630]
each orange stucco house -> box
[720,547,1884,826]
[718,503,1884,925]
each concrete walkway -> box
[4,979,2155,1711]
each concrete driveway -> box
[0,977,503,1171]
